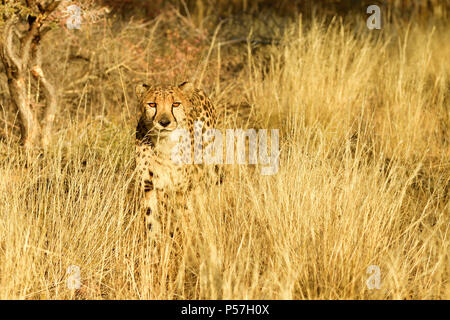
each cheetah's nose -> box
[159,118,171,127]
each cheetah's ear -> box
[135,83,152,101]
[178,81,194,93]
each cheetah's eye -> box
[172,102,181,108]
[147,102,156,108]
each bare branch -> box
[43,0,61,16]
[21,1,62,70]
[2,17,22,72]
[20,22,39,70]
[31,46,57,147]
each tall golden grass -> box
[0,6,448,299]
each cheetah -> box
[135,81,218,232]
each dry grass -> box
[0,6,449,299]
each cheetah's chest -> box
[150,154,187,191]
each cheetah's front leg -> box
[136,143,161,233]
[143,183,160,232]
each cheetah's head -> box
[135,81,194,136]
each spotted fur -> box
[135,81,218,232]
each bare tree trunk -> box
[8,70,42,149]
[1,17,41,149]
[31,43,57,148]
[0,1,61,151]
